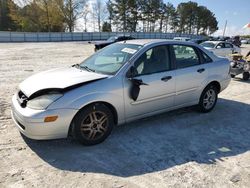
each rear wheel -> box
[243,72,250,80]
[198,85,218,113]
[73,103,114,145]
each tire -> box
[73,103,114,145]
[230,74,235,78]
[243,72,250,80]
[198,84,218,113]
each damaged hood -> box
[19,67,108,98]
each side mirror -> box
[216,46,222,49]
[126,66,137,79]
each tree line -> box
[0,0,218,35]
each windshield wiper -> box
[81,65,96,72]
[72,64,81,68]
[72,64,95,72]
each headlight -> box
[27,93,63,110]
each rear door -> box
[171,44,208,106]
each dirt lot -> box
[0,42,250,188]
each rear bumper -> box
[220,77,231,92]
[11,94,78,140]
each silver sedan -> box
[11,39,231,145]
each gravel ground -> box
[0,42,250,188]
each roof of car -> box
[203,41,219,44]
[118,39,197,46]
[204,41,232,44]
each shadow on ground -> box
[23,98,250,177]
[232,77,250,83]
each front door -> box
[123,45,176,120]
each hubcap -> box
[80,111,108,140]
[203,89,216,110]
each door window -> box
[216,43,225,48]
[134,45,170,75]
[173,45,200,69]
[200,50,213,63]
[225,43,233,48]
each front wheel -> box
[198,85,218,113]
[73,103,114,145]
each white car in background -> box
[241,39,250,44]
[173,37,191,41]
[200,41,241,58]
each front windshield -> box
[80,43,142,75]
[107,36,117,42]
[201,42,215,48]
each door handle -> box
[197,68,205,73]
[161,76,172,82]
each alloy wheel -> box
[80,111,108,140]
[203,89,216,110]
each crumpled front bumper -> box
[11,94,78,140]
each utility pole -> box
[222,20,227,37]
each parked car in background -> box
[241,39,250,44]
[190,38,207,44]
[231,36,241,47]
[173,37,190,41]
[94,35,134,51]
[217,36,230,41]
[201,41,241,58]
[11,39,231,145]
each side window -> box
[200,50,213,63]
[225,43,233,48]
[173,45,200,69]
[217,43,225,48]
[134,45,170,75]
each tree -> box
[126,0,139,32]
[163,2,177,33]
[139,0,162,32]
[82,3,90,32]
[102,21,111,32]
[176,1,218,35]
[38,0,64,31]
[0,0,17,30]
[55,0,87,32]
[112,0,127,32]
[8,0,65,32]
[92,0,106,32]
[106,0,114,26]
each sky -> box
[78,0,250,36]
[15,0,250,36]
[166,0,250,36]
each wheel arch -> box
[206,80,221,93]
[67,101,118,137]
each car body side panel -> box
[175,64,208,106]
[48,77,126,125]
[122,70,176,119]
[194,59,231,101]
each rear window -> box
[200,50,213,63]
[201,42,215,48]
